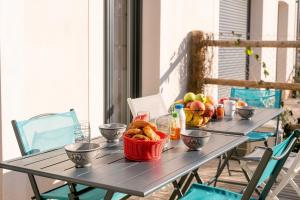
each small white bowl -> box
[99,123,127,143]
[181,130,211,150]
[237,106,255,119]
[65,143,101,168]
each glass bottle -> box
[170,112,181,140]
[175,104,186,134]
[216,104,225,120]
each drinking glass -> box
[155,114,171,148]
[224,100,236,117]
[74,121,91,143]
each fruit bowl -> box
[184,108,211,127]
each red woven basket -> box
[123,131,168,161]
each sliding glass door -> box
[104,0,141,123]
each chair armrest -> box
[238,146,267,162]
[271,137,297,160]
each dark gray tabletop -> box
[195,108,283,135]
[0,133,247,197]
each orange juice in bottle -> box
[170,112,181,140]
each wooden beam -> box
[188,31,206,93]
[204,40,300,48]
[204,78,300,91]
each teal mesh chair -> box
[181,130,300,200]
[12,109,127,200]
[230,88,282,145]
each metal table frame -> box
[0,134,247,200]
[0,108,283,199]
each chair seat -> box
[41,184,126,200]
[247,131,274,142]
[180,183,256,200]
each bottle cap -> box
[172,112,179,118]
[175,104,184,109]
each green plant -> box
[280,107,300,152]
[244,46,269,78]
[231,31,270,78]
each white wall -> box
[142,0,161,96]
[250,0,297,83]
[142,0,220,107]
[0,0,104,199]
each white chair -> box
[241,146,300,200]
[127,93,169,120]
[267,150,300,200]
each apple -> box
[190,101,205,115]
[219,97,229,104]
[184,92,196,103]
[203,103,215,117]
[195,93,206,103]
[186,101,193,108]
[206,95,216,105]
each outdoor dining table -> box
[199,108,283,136]
[0,107,283,200]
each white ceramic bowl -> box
[237,106,255,119]
[65,143,101,167]
[181,130,211,150]
[99,123,127,143]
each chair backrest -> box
[127,93,168,120]
[12,109,80,156]
[230,88,281,108]
[241,130,300,200]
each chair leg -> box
[268,170,299,199]
[289,179,300,197]
[264,140,269,147]
[240,160,253,183]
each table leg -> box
[193,169,204,184]
[172,181,183,199]
[181,168,202,194]
[169,174,188,200]
[68,183,80,200]
[207,150,234,186]
[104,191,115,200]
[169,169,203,200]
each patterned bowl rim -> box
[181,130,211,138]
[64,143,101,153]
[236,106,255,110]
[99,123,127,130]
